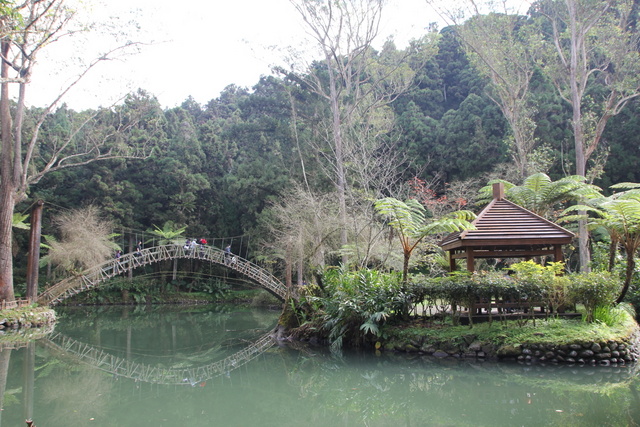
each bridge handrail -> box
[37,244,287,306]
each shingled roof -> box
[439,183,575,272]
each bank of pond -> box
[3,261,640,368]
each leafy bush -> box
[510,261,568,314]
[568,271,622,322]
[303,267,404,349]
[593,302,636,326]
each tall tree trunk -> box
[616,249,636,304]
[0,39,16,302]
[327,54,349,266]
[26,201,44,303]
[569,2,590,273]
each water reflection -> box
[0,305,639,426]
[43,330,276,385]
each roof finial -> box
[493,182,505,201]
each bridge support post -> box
[26,200,44,304]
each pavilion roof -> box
[439,186,575,252]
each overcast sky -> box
[27,0,438,110]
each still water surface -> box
[1,304,639,427]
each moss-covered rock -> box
[0,306,56,330]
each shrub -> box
[510,261,568,314]
[305,267,404,349]
[568,271,622,322]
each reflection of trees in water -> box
[39,363,113,426]
[279,349,640,426]
[0,348,12,424]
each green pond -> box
[1,304,639,427]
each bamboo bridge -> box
[42,330,277,385]
[37,245,288,306]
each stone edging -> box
[0,308,57,331]
[381,325,640,366]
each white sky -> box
[27,0,438,110]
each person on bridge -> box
[224,244,232,264]
[114,250,122,274]
[197,238,207,257]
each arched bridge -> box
[37,245,288,306]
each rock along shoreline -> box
[376,324,640,366]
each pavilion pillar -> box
[465,247,475,272]
[554,244,564,263]
[448,251,455,272]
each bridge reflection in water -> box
[0,305,280,426]
[41,329,277,386]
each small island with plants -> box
[279,176,640,366]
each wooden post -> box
[554,244,564,263]
[26,200,44,304]
[492,182,505,200]
[466,247,475,272]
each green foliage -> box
[303,267,404,349]
[193,278,230,299]
[415,262,625,325]
[147,221,186,245]
[64,277,158,305]
[478,173,599,219]
[374,197,475,281]
[593,303,636,327]
[568,271,622,322]
[12,212,30,230]
[509,261,569,316]
[562,182,640,302]
[16,10,640,297]
[383,308,637,350]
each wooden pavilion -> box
[439,183,575,272]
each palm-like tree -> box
[374,197,476,282]
[563,183,640,303]
[147,221,187,245]
[147,221,187,282]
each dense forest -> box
[6,0,640,299]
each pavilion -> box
[439,183,575,272]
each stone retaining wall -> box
[381,326,640,366]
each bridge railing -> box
[38,244,288,306]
